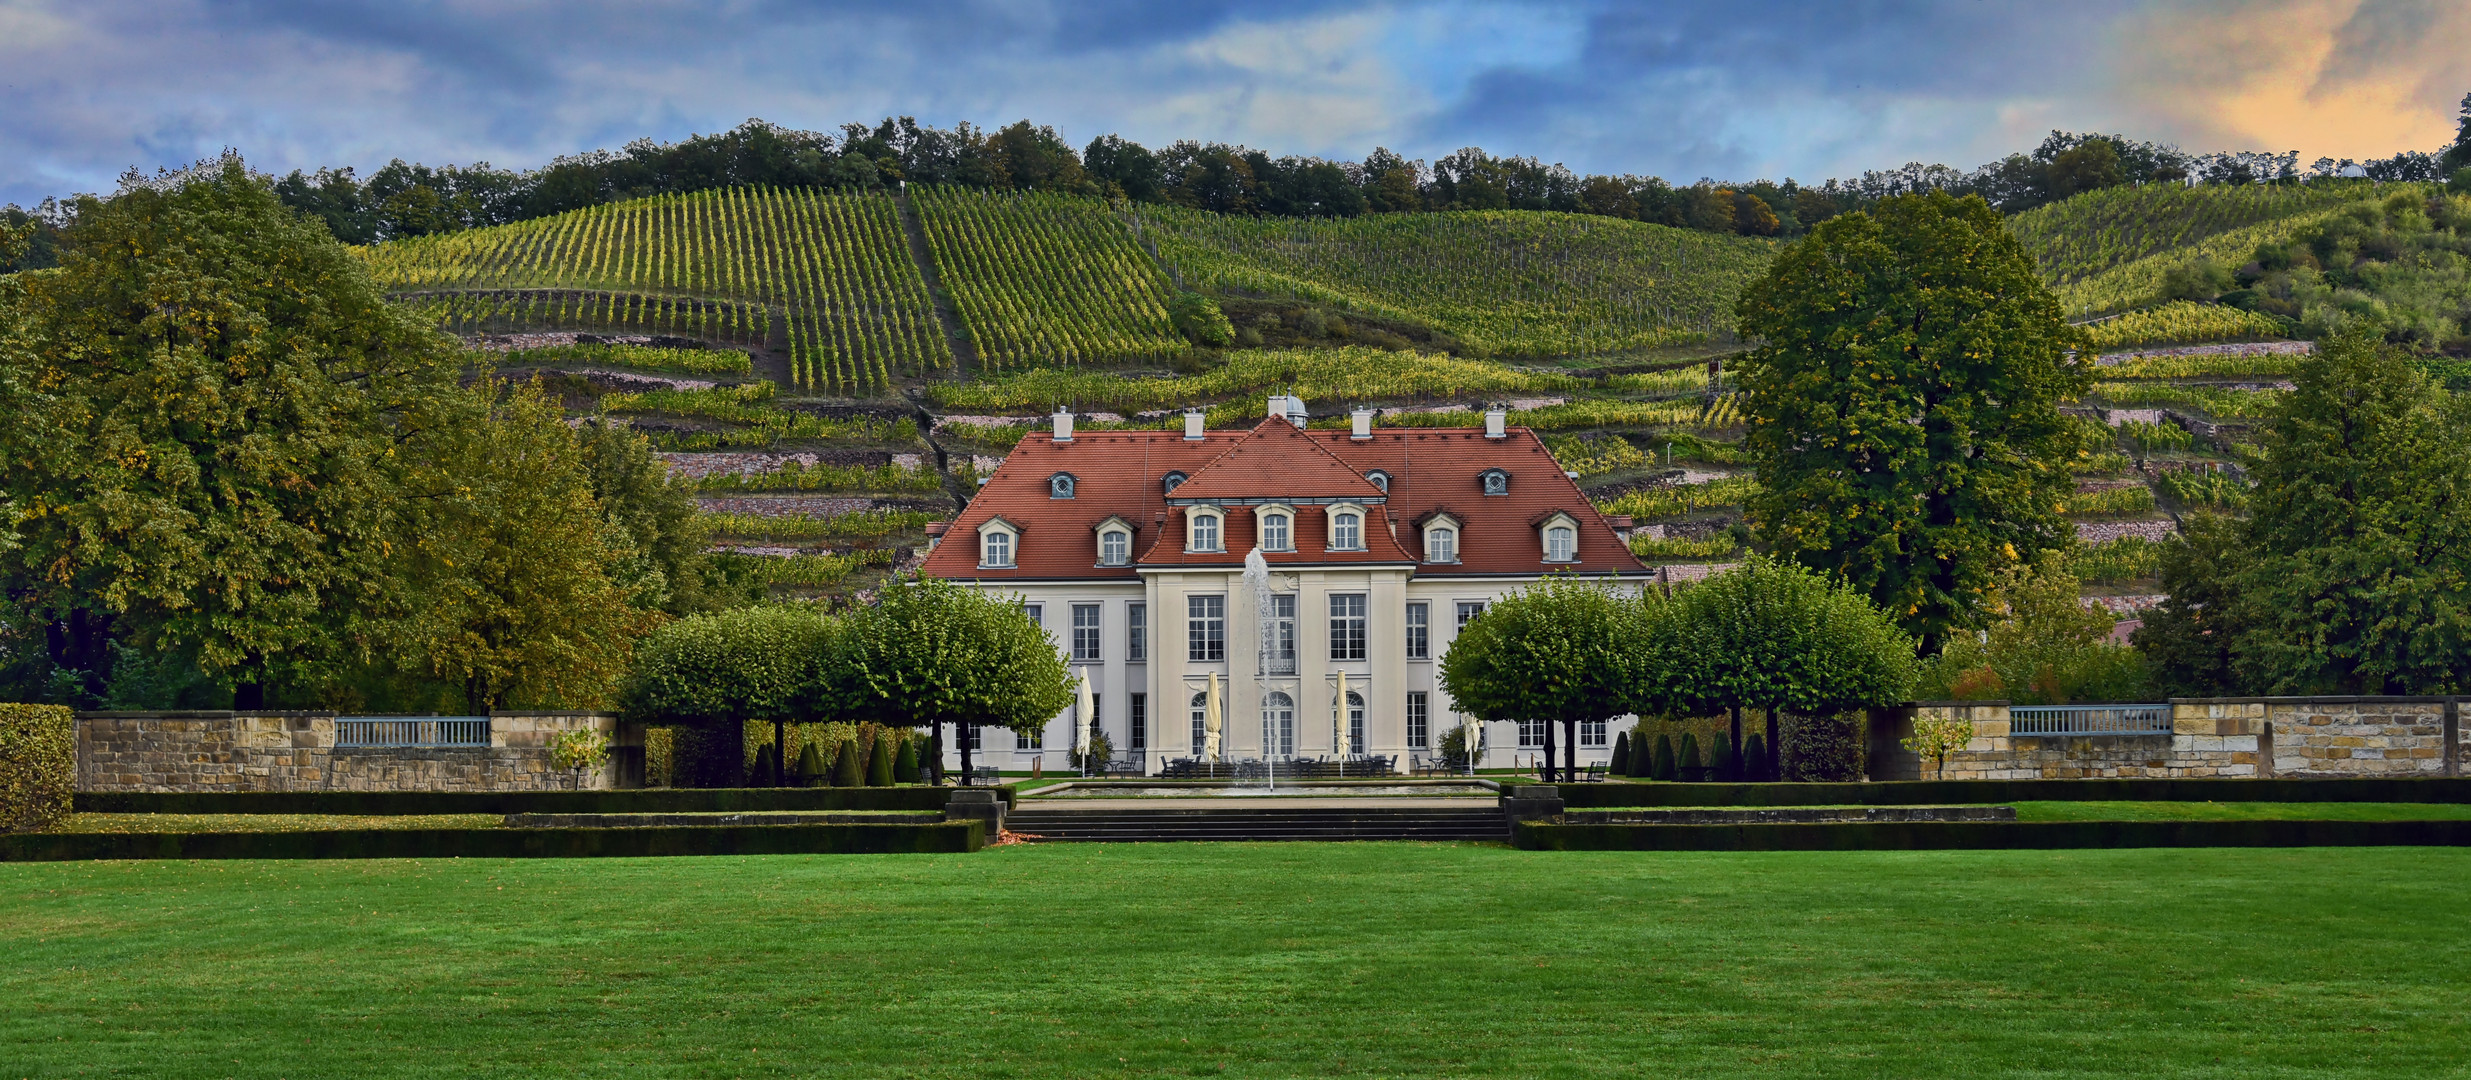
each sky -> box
[3,0,2468,207]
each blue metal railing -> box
[2007,705,2171,737]
[335,717,491,749]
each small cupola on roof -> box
[1480,468,1510,496]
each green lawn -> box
[2009,801,2471,822]
[4,845,2468,1078]
[49,813,507,833]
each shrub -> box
[1902,713,1976,779]
[750,744,780,786]
[867,730,896,787]
[1782,714,1864,782]
[0,704,74,833]
[1707,731,1736,782]
[1742,733,1769,782]
[893,736,921,784]
[1608,731,1630,776]
[1652,734,1676,781]
[796,741,826,787]
[1168,292,1235,346]
[1677,733,1702,782]
[831,740,862,787]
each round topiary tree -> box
[842,576,1076,785]
[1440,577,1645,783]
[617,606,845,787]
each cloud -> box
[1,0,2466,208]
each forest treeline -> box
[7,98,2467,268]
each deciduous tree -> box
[841,576,1074,784]
[1439,577,1644,783]
[618,605,844,787]
[1666,558,1917,781]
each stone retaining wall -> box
[77,711,636,793]
[1868,698,2461,781]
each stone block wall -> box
[1868,697,2459,781]
[77,711,632,793]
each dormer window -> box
[1425,525,1458,563]
[1188,508,1223,553]
[1480,469,1510,496]
[1049,473,1076,499]
[1535,511,1579,563]
[1100,529,1129,565]
[1162,471,1188,495]
[1259,511,1292,552]
[1330,510,1363,551]
[977,518,1021,569]
[1365,470,1390,494]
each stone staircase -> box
[1004,803,1510,843]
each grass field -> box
[4,845,2466,1078]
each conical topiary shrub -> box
[1652,734,1676,781]
[1630,729,1654,776]
[893,736,920,784]
[1743,733,1769,782]
[830,739,862,787]
[795,740,826,787]
[1609,732,1631,776]
[1678,733,1702,782]
[867,730,896,787]
[751,743,778,787]
[1708,732,1734,782]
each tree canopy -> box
[1667,557,1918,722]
[1735,191,2092,651]
[1439,577,1644,724]
[618,606,844,729]
[840,576,1074,738]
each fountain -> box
[1241,547,1276,794]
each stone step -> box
[1006,806,1509,842]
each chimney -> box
[1052,408,1074,442]
[1184,409,1206,440]
[1484,407,1507,439]
[1286,396,1308,429]
[1350,407,1374,441]
[1266,394,1289,419]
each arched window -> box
[1365,470,1390,493]
[1346,690,1365,756]
[1190,511,1222,552]
[1480,469,1510,496]
[1332,512,1361,550]
[1162,471,1188,495]
[1260,512,1291,551]
[981,530,1013,568]
[1099,529,1129,566]
[1546,525,1575,562]
[1425,526,1457,564]
[1049,473,1076,499]
[1262,691,1295,759]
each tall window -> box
[961,724,981,751]
[1071,604,1102,662]
[1331,511,1362,550]
[1190,692,1208,755]
[1021,723,1045,751]
[1546,525,1575,562]
[1129,693,1147,751]
[1329,594,1367,660]
[1425,527,1456,563]
[1346,691,1365,755]
[1517,717,1545,748]
[1407,691,1429,749]
[1455,601,1486,630]
[1261,513,1290,551]
[1405,602,1429,659]
[1267,594,1297,675]
[1581,718,1607,747]
[1099,529,1129,565]
[1188,595,1225,661]
[1191,512,1221,552]
[1262,692,1295,758]
[1024,603,1044,627]
[1127,603,1146,662]
[981,531,1012,568]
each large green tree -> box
[2136,331,2471,694]
[1667,558,1917,781]
[618,605,845,787]
[1735,191,2092,652]
[841,576,1074,784]
[0,156,460,706]
[1438,576,1647,782]
[575,417,716,617]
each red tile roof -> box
[920,419,1646,581]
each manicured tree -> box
[1678,733,1702,782]
[1708,732,1736,782]
[1651,734,1676,781]
[795,740,826,787]
[1609,731,1631,776]
[1669,557,1919,782]
[1735,191,2092,653]
[1442,577,1649,784]
[751,744,778,787]
[618,606,842,787]
[867,729,896,787]
[830,738,862,787]
[841,575,1076,785]
[892,734,921,784]
[2136,330,2471,695]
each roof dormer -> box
[976,516,1024,569]
[1049,472,1077,499]
[1535,510,1580,563]
[1092,515,1136,567]
[1479,468,1510,496]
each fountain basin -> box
[1030,780,1499,799]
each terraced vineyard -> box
[910,185,1184,370]
[1139,206,1773,357]
[357,187,952,394]
[2009,182,2365,286]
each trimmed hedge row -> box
[1,821,984,861]
[1507,777,2471,808]
[1,704,74,833]
[76,785,1014,816]
[1515,819,2471,851]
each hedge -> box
[1515,819,2471,851]
[1,821,984,861]
[1,704,74,833]
[1504,777,2471,807]
[76,785,1016,816]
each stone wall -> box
[77,711,637,793]
[1868,698,2461,781]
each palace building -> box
[920,397,1649,774]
